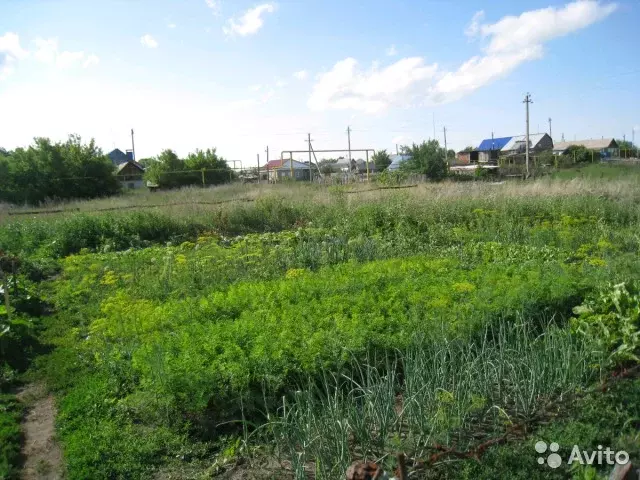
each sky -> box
[1,0,639,167]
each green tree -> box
[184,148,234,185]
[372,149,392,172]
[616,139,638,157]
[0,135,119,204]
[401,140,448,180]
[564,145,595,163]
[144,148,235,189]
[463,146,475,152]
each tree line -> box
[0,136,235,205]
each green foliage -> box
[0,394,22,480]
[401,140,448,180]
[450,378,640,479]
[0,135,120,205]
[570,281,640,365]
[3,183,640,478]
[372,149,392,172]
[144,148,234,189]
[564,145,597,164]
[273,321,601,479]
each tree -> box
[144,148,235,189]
[563,145,594,163]
[372,149,392,172]
[463,146,475,152]
[0,135,119,204]
[401,140,448,180]
[616,139,638,157]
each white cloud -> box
[168,23,177,29]
[385,44,398,56]
[479,0,617,54]
[308,0,617,113]
[223,4,275,37]
[308,57,438,114]
[293,70,308,80]
[205,0,221,15]
[0,32,29,80]
[465,11,485,38]
[83,54,100,68]
[140,34,158,49]
[33,37,99,70]
[249,84,262,91]
[275,78,287,88]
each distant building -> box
[552,138,619,158]
[456,150,479,165]
[387,154,412,171]
[271,159,315,181]
[475,133,553,163]
[115,161,145,189]
[108,148,145,189]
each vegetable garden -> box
[1,178,639,479]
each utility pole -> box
[523,93,533,178]
[307,133,313,182]
[347,126,352,165]
[395,144,398,155]
[131,128,136,161]
[257,153,260,184]
[432,113,436,141]
[548,118,552,140]
[443,126,448,164]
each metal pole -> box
[290,151,293,179]
[366,150,370,182]
[523,93,532,178]
[308,133,312,182]
[257,153,260,184]
[548,118,552,140]
[347,126,352,164]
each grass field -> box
[1,168,640,479]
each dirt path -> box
[16,384,64,480]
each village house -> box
[552,138,619,158]
[108,148,145,189]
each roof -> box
[277,159,311,170]
[552,138,618,151]
[108,148,135,166]
[116,161,145,174]
[265,159,284,169]
[477,137,512,151]
[387,154,412,171]
[502,133,549,151]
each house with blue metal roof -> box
[474,133,553,163]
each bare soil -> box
[16,384,64,480]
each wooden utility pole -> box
[548,118,552,140]
[347,126,352,164]
[443,126,448,164]
[131,128,136,161]
[523,93,533,178]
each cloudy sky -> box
[0,0,638,165]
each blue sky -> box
[1,0,638,165]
